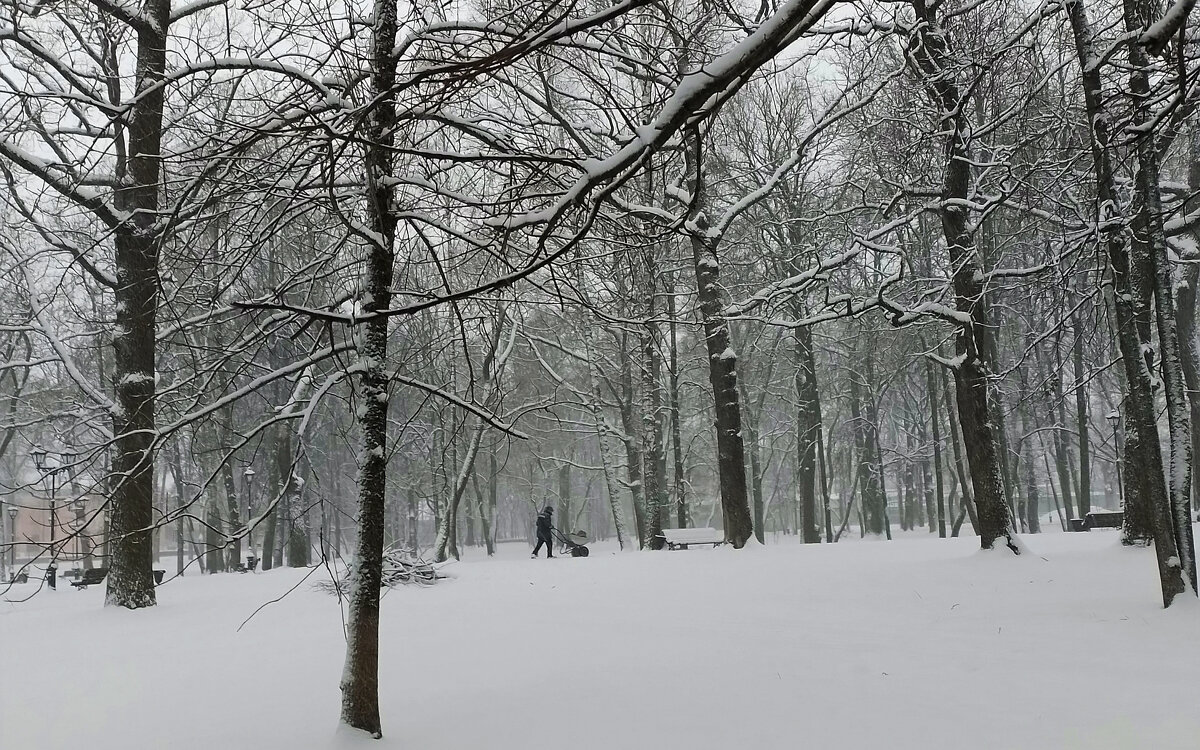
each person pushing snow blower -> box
[532,506,555,558]
[532,506,592,559]
[531,505,591,558]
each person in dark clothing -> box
[532,506,555,558]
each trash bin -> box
[46,564,57,590]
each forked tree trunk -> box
[1122,0,1196,592]
[1066,0,1188,604]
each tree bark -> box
[907,0,1016,551]
[340,0,398,734]
[924,354,947,538]
[1066,0,1188,603]
[1073,314,1092,517]
[849,347,887,536]
[577,294,629,549]
[103,0,173,609]
[641,287,667,549]
[617,331,648,546]
[795,322,824,543]
[1122,0,1196,592]
[687,200,753,546]
[667,272,688,529]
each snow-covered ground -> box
[2,530,1198,749]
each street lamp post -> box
[7,505,16,582]
[32,447,76,589]
[72,499,86,572]
[243,466,257,567]
[1106,410,1123,512]
[176,493,184,576]
[1,501,7,582]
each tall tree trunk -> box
[795,322,823,543]
[849,347,887,536]
[1019,393,1042,534]
[667,272,688,529]
[743,398,765,543]
[1179,128,1200,514]
[642,299,667,549]
[940,358,978,536]
[1122,0,1196,592]
[576,292,629,549]
[908,2,1016,551]
[104,0,172,609]
[683,130,753,547]
[1046,337,1078,521]
[340,0,398,734]
[433,422,485,562]
[924,353,947,538]
[1066,0,1188,604]
[617,332,647,547]
[557,462,571,550]
[1073,314,1092,517]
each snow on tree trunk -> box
[433,420,485,562]
[1122,0,1197,593]
[688,226,753,548]
[907,0,1017,553]
[684,131,753,548]
[105,0,174,609]
[340,0,398,736]
[579,301,629,550]
[1182,126,1200,511]
[1066,0,1188,604]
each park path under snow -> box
[2,530,1198,749]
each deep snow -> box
[2,530,1198,749]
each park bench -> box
[71,567,164,588]
[71,567,107,589]
[232,555,259,574]
[659,527,725,551]
[1085,511,1124,530]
